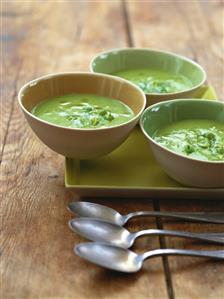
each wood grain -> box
[159,199,224,299]
[127,1,195,56]
[127,1,224,298]
[126,2,200,297]
[1,2,167,299]
[157,3,224,298]
[1,1,224,299]
[175,0,224,99]
[127,0,224,98]
[0,2,26,158]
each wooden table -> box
[1,1,224,299]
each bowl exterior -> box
[145,88,199,106]
[146,134,224,188]
[23,109,140,159]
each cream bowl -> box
[140,99,224,188]
[18,72,146,159]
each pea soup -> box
[32,94,135,129]
[113,69,193,94]
[154,120,224,161]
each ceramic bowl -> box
[90,48,206,106]
[140,99,224,188]
[18,72,146,159]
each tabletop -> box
[1,1,224,299]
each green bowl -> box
[90,48,206,106]
[140,99,224,188]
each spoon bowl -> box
[75,242,142,273]
[68,201,124,225]
[69,218,132,247]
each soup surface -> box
[32,94,135,129]
[154,119,224,161]
[113,69,193,94]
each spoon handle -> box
[126,211,224,224]
[142,249,224,261]
[134,229,224,244]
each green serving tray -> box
[65,86,224,199]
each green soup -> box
[154,120,224,161]
[113,69,193,94]
[32,94,135,129]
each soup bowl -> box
[90,48,206,106]
[18,72,146,159]
[140,99,224,188]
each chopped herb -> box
[113,69,193,94]
[154,120,224,161]
[32,94,134,129]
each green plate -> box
[65,86,224,199]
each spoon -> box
[75,242,224,273]
[69,218,224,247]
[68,201,224,225]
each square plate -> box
[65,86,224,199]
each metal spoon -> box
[75,242,224,273]
[68,201,224,225]
[69,218,224,247]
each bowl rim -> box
[18,71,146,132]
[139,98,224,165]
[89,47,207,96]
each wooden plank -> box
[126,2,199,297]
[1,2,167,299]
[1,2,28,157]
[174,0,224,99]
[159,199,224,299]
[127,0,224,98]
[127,1,195,56]
[127,1,224,298]
[160,10,224,299]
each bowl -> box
[90,48,206,106]
[18,72,146,159]
[140,99,224,188]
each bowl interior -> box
[91,49,205,91]
[141,100,224,138]
[19,73,145,118]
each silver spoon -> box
[69,218,224,247]
[75,242,224,273]
[68,201,224,225]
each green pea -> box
[99,110,107,116]
[184,144,195,154]
[104,112,114,121]
[91,117,100,126]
